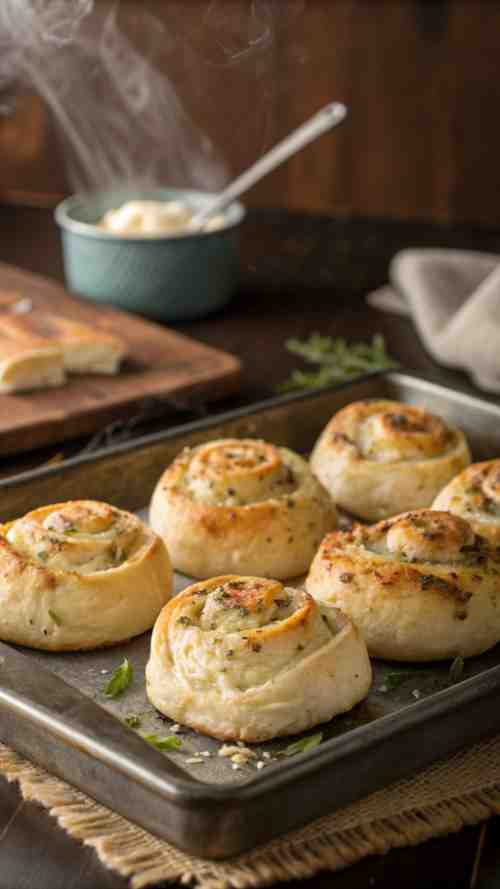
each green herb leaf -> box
[37,550,48,562]
[142,733,182,752]
[449,656,465,684]
[104,658,133,698]
[283,732,323,757]
[277,334,399,394]
[124,714,141,728]
[383,672,418,691]
[48,608,62,626]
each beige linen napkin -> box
[366,249,500,392]
[1,735,500,889]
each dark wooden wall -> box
[2,0,500,225]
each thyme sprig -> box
[278,333,398,393]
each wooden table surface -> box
[0,204,499,889]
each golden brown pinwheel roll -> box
[306,510,500,661]
[433,459,500,546]
[310,400,471,521]
[146,575,372,741]
[0,500,172,651]
[150,438,336,579]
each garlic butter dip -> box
[100,200,225,236]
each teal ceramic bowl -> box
[55,188,245,322]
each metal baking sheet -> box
[1,372,500,859]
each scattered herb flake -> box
[383,672,419,691]
[283,732,323,757]
[104,658,133,698]
[277,334,398,393]
[48,609,62,626]
[142,733,182,752]
[124,714,142,729]
[449,656,465,684]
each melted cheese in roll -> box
[150,438,336,579]
[310,400,471,521]
[307,509,500,661]
[0,500,172,651]
[146,575,372,741]
[433,459,500,546]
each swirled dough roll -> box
[306,510,500,661]
[0,500,172,651]
[150,439,337,579]
[146,575,372,741]
[433,459,500,546]
[310,400,471,521]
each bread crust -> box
[27,313,126,374]
[0,500,172,651]
[310,400,471,521]
[306,509,500,661]
[150,439,337,579]
[0,311,126,391]
[433,459,500,546]
[0,314,65,392]
[10,312,126,375]
[146,575,372,741]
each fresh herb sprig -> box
[142,733,183,752]
[380,657,466,695]
[381,671,421,691]
[277,333,398,394]
[282,732,323,757]
[48,608,62,626]
[104,658,133,698]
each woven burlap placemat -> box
[1,736,500,889]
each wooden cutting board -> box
[0,263,241,457]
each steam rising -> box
[0,0,288,192]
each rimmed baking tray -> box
[1,371,500,859]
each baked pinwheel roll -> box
[310,400,470,521]
[0,500,172,651]
[433,459,500,546]
[146,575,372,741]
[150,438,336,579]
[307,509,500,661]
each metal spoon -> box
[190,101,347,229]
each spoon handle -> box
[192,101,347,226]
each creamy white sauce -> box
[99,200,225,236]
